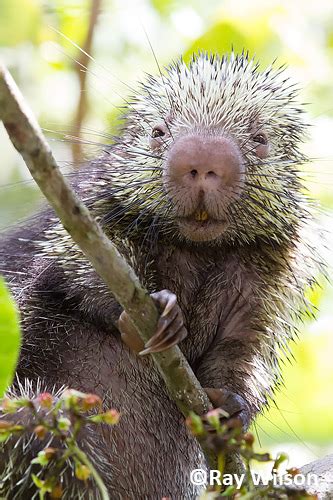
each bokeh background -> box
[1,0,333,474]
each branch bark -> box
[0,63,212,424]
[300,454,333,499]
[72,0,102,163]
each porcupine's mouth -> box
[177,209,229,243]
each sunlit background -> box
[0,0,333,474]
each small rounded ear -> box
[255,141,270,159]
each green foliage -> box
[1,389,120,499]
[50,0,91,55]
[0,0,42,46]
[150,0,175,16]
[186,410,317,499]
[184,22,248,62]
[0,278,21,397]
[256,317,333,444]
[184,14,281,67]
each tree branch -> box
[71,0,102,163]
[0,63,212,422]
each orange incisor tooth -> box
[195,210,209,222]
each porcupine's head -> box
[107,52,310,245]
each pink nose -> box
[167,135,243,191]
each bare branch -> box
[72,0,102,163]
[0,62,212,422]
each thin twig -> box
[71,0,102,163]
[71,443,110,500]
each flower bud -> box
[58,417,71,432]
[34,425,47,440]
[44,447,57,459]
[0,420,13,430]
[81,394,102,411]
[186,413,204,436]
[50,484,63,499]
[1,398,19,413]
[286,467,301,477]
[38,393,53,409]
[102,409,120,425]
[243,432,254,447]
[75,464,91,481]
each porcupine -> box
[0,52,322,499]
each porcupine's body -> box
[0,53,321,498]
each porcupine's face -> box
[119,52,308,245]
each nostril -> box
[207,171,216,177]
[190,169,198,178]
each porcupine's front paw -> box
[204,388,251,431]
[118,290,188,355]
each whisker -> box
[49,28,137,94]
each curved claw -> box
[204,387,251,430]
[119,289,187,356]
[151,290,177,317]
[139,321,187,355]
[144,305,179,349]
[140,290,187,355]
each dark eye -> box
[253,133,268,145]
[152,126,166,138]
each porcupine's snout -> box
[165,134,245,242]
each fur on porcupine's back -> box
[0,51,326,499]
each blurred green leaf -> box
[150,0,175,16]
[51,0,91,56]
[306,280,326,311]
[0,0,42,46]
[184,21,248,62]
[0,278,21,397]
[184,13,281,68]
